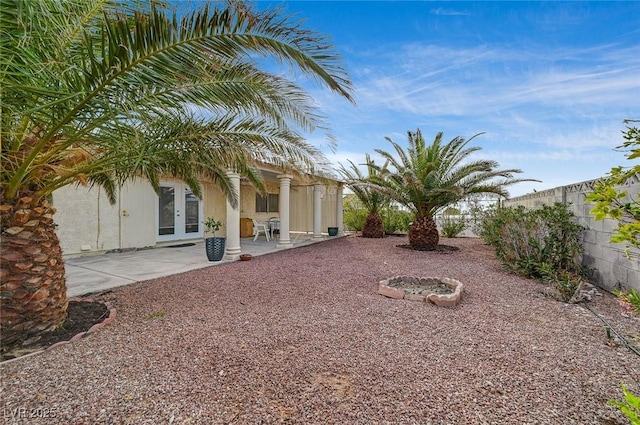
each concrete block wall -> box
[504,176,639,292]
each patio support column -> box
[336,183,344,236]
[224,171,241,259]
[313,183,323,238]
[276,174,293,249]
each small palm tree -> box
[371,129,535,249]
[0,0,353,353]
[339,155,389,238]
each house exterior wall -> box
[53,184,121,256]
[203,181,227,236]
[289,185,338,233]
[54,179,221,256]
[503,176,639,292]
[322,185,339,229]
[290,185,312,232]
[53,174,343,255]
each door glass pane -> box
[184,188,199,234]
[159,187,175,235]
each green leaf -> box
[609,384,640,425]
[1,0,354,204]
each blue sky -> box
[257,1,640,197]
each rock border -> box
[0,298,116,365]
[378,276,463,307]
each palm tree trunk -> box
[362,212,384,238]
[408,216,440,249]
[0,191,68,354]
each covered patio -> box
[226,167,345,259]
[52,166,345,259]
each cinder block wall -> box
[503,176,639,292]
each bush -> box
[343,200,367,231]
[465,194,499,235]
[381,207,412,234]
[396,209,413,232]
[478,203,587,301]
[616,288,640,315]
[344,199,412,235]
[537,265,583,303]
[478,205,527,256]
[440,215,467,238]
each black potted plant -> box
[204,217,225,261]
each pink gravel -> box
[1,236,639,424]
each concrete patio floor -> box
[65,233,336,297]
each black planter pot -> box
[205,237,226,261]
[328,227,339,236]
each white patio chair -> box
[268,217,280,239]
[252,219,270,241]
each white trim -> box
[156,181,204,243]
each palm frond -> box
[1,1,353,204]
[370,129,539,218]
[338,154,390,215]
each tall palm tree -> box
[371,129,534,249]
[339,155,389,238]
[0,0,353,353]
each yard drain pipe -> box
[581,303,640,357]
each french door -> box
[157,182,203,242]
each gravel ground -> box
[2,236,639,424]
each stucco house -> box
[52,163,344,260]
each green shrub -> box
[381,209,399,234]
[616,288,640,314]
[440,215,467,238]
[344,206,367,232]
[537,264,582,302]
[465,195,499,235]
[536,202,587,271]
[381,207,412,234]
[344,198,412,234]
[343,197,368,231]
[395,209,413,232]
[478,203,587,301]
[442,207,461,216]
[609,384,640,424]
[478,205,528,257]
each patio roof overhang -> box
[245,161,344,187]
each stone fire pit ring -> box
[378,276,463,307]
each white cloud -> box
[293,12,639,203]
[346,41,640,122]
[429,7,471,17]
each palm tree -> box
[0,0,353,353]
[371,129,534,249]
[339,155,389,238]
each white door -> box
[157,182,203,242]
